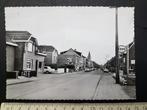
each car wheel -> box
[46,71,50,74]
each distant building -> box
[86,52,93,68]
[58,48,84,72]
[38,45,58,69]
[6,31,46,77]
[82,55,87,70]
[105,57,116,72]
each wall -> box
[23,42,45,73]
[23,42,36,71]
[44,52,52,66]
[129,44,135,72]
[6,45,15,72]
[58,52,82,71]
[52,50,58,64]
[36,55,45,73]
[14,42,25,71]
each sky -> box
[5,7,134,65]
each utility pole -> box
[115,7,120,84]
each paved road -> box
[7,70,103,100]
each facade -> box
[58,48,84,72]
[38,45,58,69]
[124,41,135,75]
[118,41,135,75]
[129,42,135,73]
[6,31,46,77]
[36,53,46,73]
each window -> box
[28,42,33,52]
[44,67,47,69]
[26,62,31,69]
[26,59,33,69]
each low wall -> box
[6,71,18,79]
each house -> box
[58,48,83,72]
[38,45,58,70]
[118,41,135,85]
[6,31,46,77]
[124,41,135,75]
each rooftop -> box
[6,31,32,42]
[60,48,82,56]
[38,45,56,52]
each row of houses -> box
[105,40,135,76]
[6,31,95,78]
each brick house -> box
[58,48,84,72]
[38,45,58,70]
[6,31,46,77]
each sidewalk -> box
[7,76,37,85]
[7,71,84,86]
[93,73,136,100]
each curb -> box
[7,80,35,86]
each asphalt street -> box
[7,70,103,100]
[7,69,132,100]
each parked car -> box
[103,68,109,73]
[44,66,54,74]
[85,68,90,72]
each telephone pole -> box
[115,7,120,84]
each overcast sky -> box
[5,7,134,65]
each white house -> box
[38,45,58,69]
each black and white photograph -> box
[5,7,135,100]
